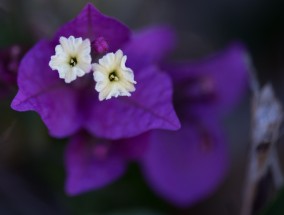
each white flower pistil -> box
[49,36,92,83]
[93,49,136,101]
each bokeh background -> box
[1,0,284,214]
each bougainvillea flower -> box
[65,131,148,195]
[93,49,137,101]
[0,45,24,98]
[49,36,92,83]
[64,43,248,205]
[11,3,180,139]
[140,43,248,206]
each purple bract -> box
[11,3,180,139]
[141,43,249,206]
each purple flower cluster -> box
[11,4,180,140]
[11,3,248,207]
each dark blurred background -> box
[1,0,284,214]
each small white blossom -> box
[93,49,136,101]
[49,36,92,83]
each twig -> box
[241,83,283,215]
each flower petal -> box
[11,40,81,137]
[84,66,180,139]
[65,134,127,195]
[167,42,248,116]
[124,26,176,71]
[54,3,130,52]
[141,120,228,207]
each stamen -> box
[69,57,77,67]
[108,71,119,82]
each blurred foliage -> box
[33,143,176,215]
[261,188,284,215]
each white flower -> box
[93,49,136,101]
[49,36,92,83]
